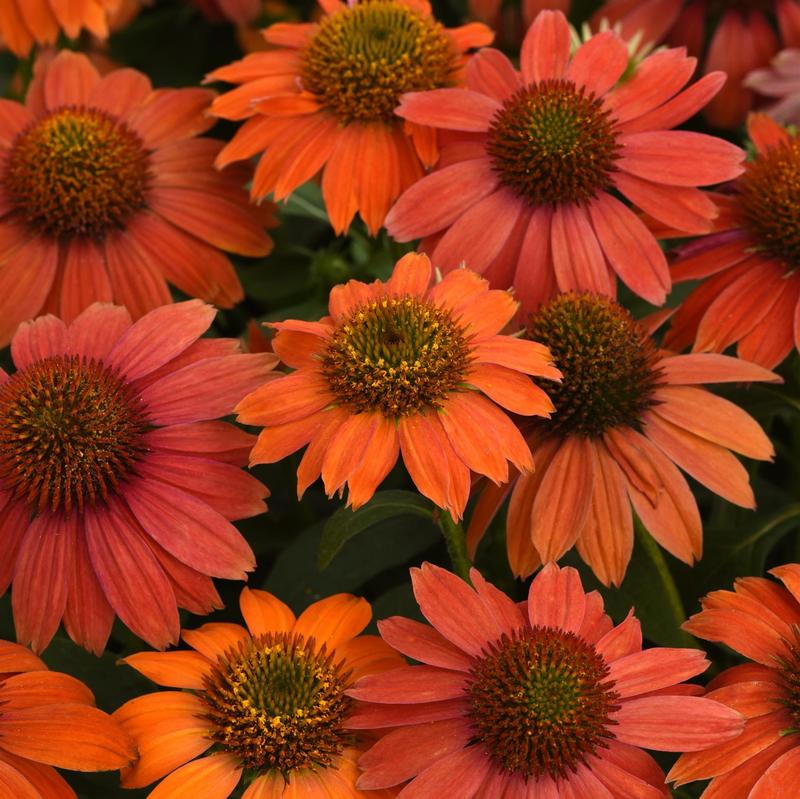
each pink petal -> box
[395,745,491,799]
[349,666,467,703]
[377,617,473,672]
[607,648,708,698]
[396,89,501,132]
[551,203,614,296]
[566,31,629,97]
[527,563,587,634]
[11,315,68,369]
[520,9,571,84]
[658,353,781,385]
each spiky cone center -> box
[776,627,800,734]
[487,80,620,207]
[301,0,458,124]
[201,632,353,776]
[526,292,663,437]
[467,626,620,781]
[0,355,149,514]
[321,294,473,417]
[5,106,150,239]
[739,135,800,270]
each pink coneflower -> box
[350,562,745,797]
[0,301,277,655]
[669,564,800,796]
[387,10,743,312]
[747,48,800,124]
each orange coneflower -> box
[0,0,121,57]
[387,10,743,312]
[0,301,277,655]
[207,0,493,235]
[594,0,800,128]
[669,565,800,796]
[468,292,778,586]
[0,49,275,348]
[116,587,402,799]
[236,252,560,519]
[666,113,800,369]
[351,562,745,797]
[0,638,137,793]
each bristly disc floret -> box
[201,632,353,776]
[322,295,472,417]
[302,0,458,124]
[527,292,663,437]
[487,80,620,207]
[0,355,150,514]
[777,628,800,734]
[739,135,800,269]
[5,107,150,238]
[467,626,620,780]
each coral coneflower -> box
[351,562,745,797]
[0,300,277,655]
[0,0,120,56]
[0,639,137,794]
[387,10,743,312]
[669,565,800,796]
[594,0,800,128]
[469,292,777,586]
[666,114,800,369]
[116,587,402,798]
[236,253,560,519]
[207,0,492,236]
[0,49,275,348]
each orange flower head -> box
[351,562,745,796]
[669,564,800,796]
[116,587,402,798]
[0,50,276,348]
[0,0,121,57]
[208,0,493,234]
[527,292,663,437]
[468,291,779,586]
[667,114,800,368]
[237,252,561,519]
[0,639,136,793]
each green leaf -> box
[319,490,435,569]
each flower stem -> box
[436,510,472,582]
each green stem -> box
[437,510,472,582]
[634,518,696,648]
[284,193,329,222]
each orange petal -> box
[0,671,94,711]
[181,623,250,662]
[120,651,212,690]
[147,753,242,799]
[293,594,371,649]
[239,587,296,637]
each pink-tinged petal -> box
[106,300,215,380]
[668,710,787,783]
[386,158,498,241]
[58,239,112,323]
[145,753,241,799]
[605,48,695,124]
[613,172,718,236]
[579,590,614,646]
[127,89,216,148]
[739,272,800,368]
[643,412,756,508]
[589,752,666,799]
[0,500,29,597]
[567,31,629,96]
[531,436,596,563]
[123,478,255,580]
[11,314,67,368]
[378,617,473,672]
[520,9,571,84]
[658,353,781,385]
[145,421,254,466]
[396,89,501,132]
[349,666,466,704]
[411,563,502,656]
[595,612,643,662]
[600,740,668,794]
[467,364,554,417]
[136,453,266,519]
[617,131,745,186]
[43,51,100,109]
[235,372,333,427]
[608,648,708,698]
[12,513,72,654]
[609,427,702,563]
[750,746,800,798]
[181,623,249,661]
[551,203,614,296]
[470,569,526,636]
[357,718,473,790]
[466,48,520,101]
[0,100,32,147]
[432,188,523,275]
[84,500,179,649]
[89,68,152,118]
[705,679,784,719]
[683,610,785,667]
[528,563,587,634]
[67,303,132,361]
[621,71,727,134]
[652,386,774,460]
[613,695,745,751]
[140,353,276,425]
[395,745,492,799]
[588,193,669,305]
[346,698,468,729]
